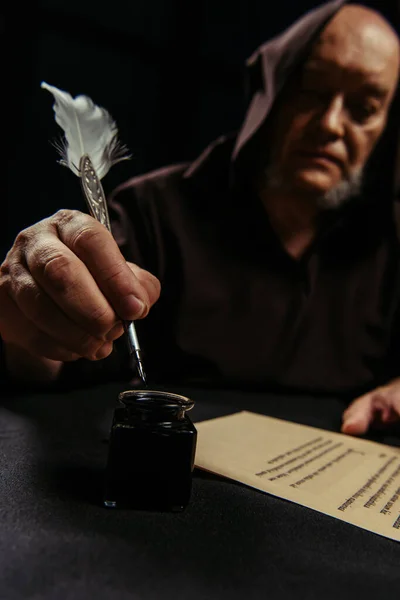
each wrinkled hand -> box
[341,378,400,436]
[0,209,160,362]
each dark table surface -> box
[1,381,400,600]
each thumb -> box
[341,394,374,436]
[126,262,161,308]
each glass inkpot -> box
[104,390,197,511]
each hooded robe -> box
[64,0,400,396]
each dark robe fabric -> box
[62,0,400,397]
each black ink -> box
[103,390,197,511]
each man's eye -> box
[350,102,380,123]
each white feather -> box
[41,82,130,179]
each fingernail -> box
[105,323,124,342]
[95,342,113,360]
[341,419,360,435]
[119,294,145,318]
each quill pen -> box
[41,81,147,385]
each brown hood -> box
[233,0,400,204]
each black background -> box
[3,0,399,260]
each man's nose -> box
[318,95,345,138]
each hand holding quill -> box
[41,82,147,384]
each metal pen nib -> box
[134,352,147,386]
[123,321,147,386]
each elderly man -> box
[1,1,399,437]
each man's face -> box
[266,11,399,204]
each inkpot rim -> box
[118,389,195,423]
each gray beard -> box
[261,163,363,210]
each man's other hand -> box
[0,210,161,363]
[341,379,400,436]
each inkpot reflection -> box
[104,390,197,511]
